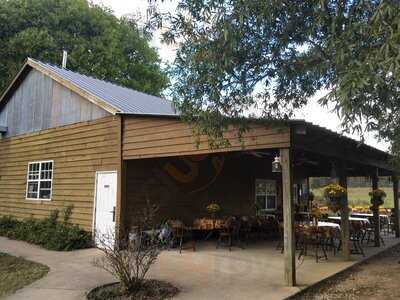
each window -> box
[255,179,277,211]
[26,161,53,200]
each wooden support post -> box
[280,148,296,286]
[306,177,310,211]
[338,163,350,260]
[371,173,380,247]
[115,116,127,246]
[392,175,399,238]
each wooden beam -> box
[392,175,399,238]
[0,60,30,109]
[371,173,380,247]
[281,148,296,286]
[338,162,350,260]
[292,125,394,172]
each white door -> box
[94,171,117,248]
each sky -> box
[93,0,389,152]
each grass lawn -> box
[312,186,394,208]
[0,252,49,298]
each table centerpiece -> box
[206,202,221,219]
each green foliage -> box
[0,0,168,96]
[149,0,400,153]
[62,205,74,223]
[0,208,92,251]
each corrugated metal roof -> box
[0,59,391,159]
[31,58,178,116]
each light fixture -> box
[272,155,282,173]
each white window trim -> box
[25,160,54,201]
[255,179,277,211]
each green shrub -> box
[0,206,92,251]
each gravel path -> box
[292,244,400,300]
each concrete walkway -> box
[0,237,113,300]
[1,235,399,300]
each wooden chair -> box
[169,220,196,254]
[239,216,251,245]
[217,217,243,251]
[298,226,328,263]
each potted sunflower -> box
[324,183,347,213]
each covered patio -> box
[117,117,400,287]
[149,236,399,300]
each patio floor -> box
[149,234,400,300]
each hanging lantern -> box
[272,155,282,173]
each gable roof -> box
[0,58,177,116]
[0,58,393,163]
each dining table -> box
[351,212,389,220]
[328,216,370,224]
[317,221,340,229]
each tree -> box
[149,0,400,153]
[0,0,168,96]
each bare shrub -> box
[93,202,164,295]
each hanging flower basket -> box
[324,183,347,213]
[369,189,386,209]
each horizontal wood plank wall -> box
[122,117,291,160]
[0,116,120,231]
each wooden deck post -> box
[371,173,380,247]
[392,175,399,238]
[280,148,296,286]
[116,116,127,245]
[338,163,350,260]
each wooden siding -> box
[0,69,110,137]
[122,117,291,160]
[0,116,120,231]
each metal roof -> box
[0,58,392,161]
[30,58,178,116]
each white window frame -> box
[25,160,54,201]
[255,179,277,211]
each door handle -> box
[110,206,115,222]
